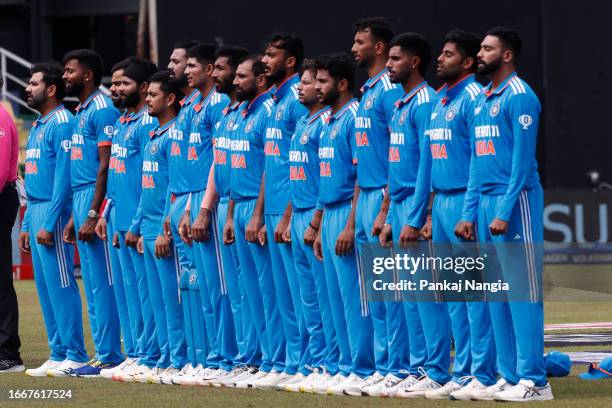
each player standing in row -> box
[62,49,123,376]
[19,62,89,377]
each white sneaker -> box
[147,367,168,384]
[25,360,62,377]
[47,360,87,377]
[209,367,236,387]
[129,366,154,383]
[159,367,180,384]
[170,363,196,385]
[254,371,292,390]
[389,374,419,397]
[471,377,512,401]
[395,374,441,398]
[299,369,324,393]
[494,379,554,402]
[194,367,219,386]
[449,377,487,400]
[278,372,306,392]
[235,369,267,389]
[426,378,465,399]
[112,363,142,382]
[219,366,250,387]
[362,373,403,397]
[325,374,350,395]
[200,368,230,387]
[100,358,136,379]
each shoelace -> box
[456,375,475,387]
[398,376,418,390]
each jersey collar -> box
[395,81,428,108]
[361,68,388,93]
[223,100,243,116]
[76,90,103,112]
[243,89,271,117]
[483,71,517,97]
[305,106,331,125]
[179,89,201,107]
[194,87,218,113]
[152,117,177,137]
[271,74,299,103]
[328,98,357,123]
[438,74,475,105]
[34,105,65,127]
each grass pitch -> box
[2,280,612,408]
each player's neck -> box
[308,102,325,116]
[275,71,296,88]
[133,99,146,113]
[182,86,194,98]
[228,90,238,105]
[157,112,175,127]
[198,81,215,98]
[330,93,353,114]
[38,100,61,117]
[367,58,388,78]
[79,86,97,104]
[490,65,516,90]
[445,72,472,88]
[401,74,425,94]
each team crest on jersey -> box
[300,130,309,145]
[518,114,533,130]
[150,142,158,153]
[80,118,85,128]
[275,107,284,121]
[489,103,500,117]
[330,126,339,139]
[365,96,375,110]
[399,110,408,125]
[445,108,456,122]
[37,131,44,141]
[245,119,254,133]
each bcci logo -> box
[189,274,197,284]
[399,110,408,125]
[518,114,533,130]
[300,130,309,145]
[150,143,158,153]
[276,108,284,121]
[489,103,500,117]
[245,120,254,133]
[227,119,235,131]
[365,96,375,110]
[330,126,339,139]
[445,108,456,122]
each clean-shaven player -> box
[312,53,376,396]
[61,49,123,376]
[19,62,88,377]
[350,18,407,396]
[456,27,552,402]
[103,60,161,381]
[283,58,344,394]
[227,56,284,388]
[258,33,309,390]
[129,71,189,385]
[376,33,437,398]
[422,30,498,400]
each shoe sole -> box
[494,396,554,402]
[0,365,25,373]
[25,372,49,377]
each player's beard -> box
[478,56,502,76]
[437,65,464,84]
[319,86,340,106]
[65,81,84,97]
[123,90,140,109]
[27,92,46,110]
[266,66,286,85]
[111,95,123,109]
[216,78,234,95]
[236,86,256,102]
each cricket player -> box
[62,49,123,376]
[259,33,309,390]
[128,71,188,384]
[456,26,552,402]
[312,52,376,396]
[19,62,88,377]
[351,18,408,395]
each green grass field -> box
[2,280,612,408]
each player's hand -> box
[191,208,211,243]
[489,218,508,236]
[112,232,120,248]
[78,217,97,242]
[178,210,192,246]
[154,234,172,258]
[223,218,235,245]
[420,216,432,241]
[258,224,267,246]
[379,224,393,248]
[455,221,475,241]
[125,231,140,248]
[372,210,387,237]
[282,223,291,243]
[335,226,355,256]
[18,231,31,253]
[163,216,173,240]
[95,217,108,241]
[304,225,317,247]
[313,229,323,261]
[63,218,76,245]
[246,213,263,243]
[274,215,290,243]
[36,228,54,246]
[137,236,144,254]
[399,225,420,249]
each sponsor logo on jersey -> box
[37,131,44,141]
[275,107,284,121]
[245,120,254,133]
[400,110,408,125]
[474,107,482,115]
[330,126,339,139]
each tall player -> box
[62,49,123,376]
[456,26,552,402]
[19,62,88,377]
[422,30,498,400]
[312,53,376,396]
[259,33,309,390]
[350,17,407,395]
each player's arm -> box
[336,183,359,256]
[246,174,266,244]
[457,99,480,240]
[372,187,390,236]
[191,163,217,242]
[18,204,31,253]
[223,198,236,245]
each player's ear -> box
[463,56,476,71]
[47,84,57,99]
[206,63,215,76]
[338,78,348,93]
[286,56,297,71]
[84,69,94,83]
[411,55,421,70]
[140,82,149,95]
[374,41,386,56]
[502,49,514,64]
[167,92,176,107]
[255,73,266,88]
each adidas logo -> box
[513,234,522,240]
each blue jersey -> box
[131,119,176,239]
[289,107,330,210]
[355,69,403,189]
[428,74,482,193]
[265,74,308,214]
[230,91,273,202]
[388,82,435,228]
[70,91,120,189]
[23,105,73,233]
[109,107,158,231]
[213,101,243,198]
[461,72,541,222]
[168,89,202,195]
[107,113,128,201]
[185,89,229,192]
[317,99,359,207]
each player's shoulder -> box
[262,97,274,116]
[289,81,300,100]
[52,108,74,126]
[463,80,484,101]
[379,72,401,93]
[505,76,540,107]
[415,85,434,106]
[91,92,113,111]
[211,90,230,107]
[348,99,359,117]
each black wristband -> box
[309,222,319,231]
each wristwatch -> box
[87,209,99,219]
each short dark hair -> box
[111,57,135,74]
[389,33,431,76]
[215,45,250,70]
[485,26,522,59]
[123,59,158,84]
[300,58,317,77]
[148,70,185,111]
[353,17,394,45]
[265,33,304,69]
[173,39,200,52]
[62,49,104,86]
[443,29,481,72]
[314,52,355,91]
[242,55,266,77]
[31,61,66,100]
[187,42,218,65]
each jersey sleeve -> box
[460,96,481,223]
[496,93,541,221]
[42,120,74,232]
[381,87,404,123]
[348,114,358,165]
[21,206,30,233]
[92,107,119,147]
[129,195,143,235]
